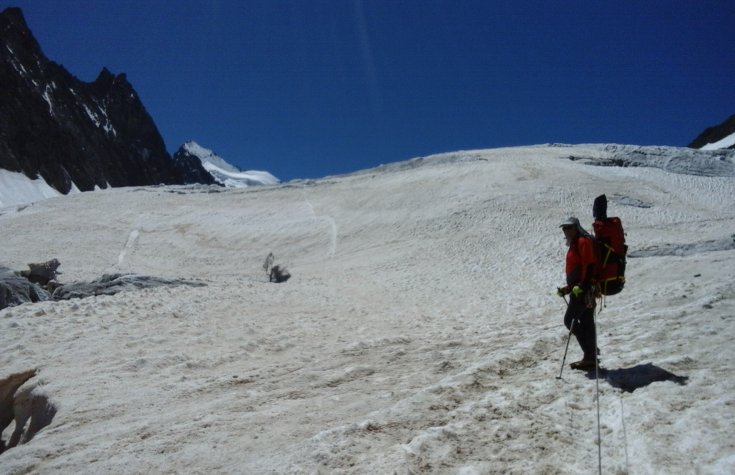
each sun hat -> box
[559,217,580,228]
[559,216,592,237]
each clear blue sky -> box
[6,1,735,180]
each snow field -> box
[1,144,734,474]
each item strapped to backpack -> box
[591,195,627,296]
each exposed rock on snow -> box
[1,260,206,310]
[565,144,735,177]
[629,234,735,258]
[263,253,291,283]
[608,193,652,209]
[268,265,291,283]
[17,259,60,286]
[0,266,50,310]
[51,273,206,300]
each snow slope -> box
[700,131,735,151]
[1,144,734,474]
[0,169,72,209]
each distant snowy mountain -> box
[688,113,735,150]
[173,141,279,188]
[0,140,280,208]
[700,131,735,151]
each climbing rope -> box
[593,302,602,475]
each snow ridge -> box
[701,131,735,151]
[182,141,279,188]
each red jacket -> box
[566,235,596,288]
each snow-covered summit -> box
[700,131,735,151]
[688,113,735,150]
[178,141,279,188]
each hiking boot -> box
[570,359,597,371]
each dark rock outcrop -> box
[0,266,50,310]
[269,265,291,283]
[172,145,224,186]
[1,259,206,311]
[688,113,735,150]
[263,254,291,283]
[0,7,215,194]
[51,273,206,300]
[17,258,60,286]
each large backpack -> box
[591,195,627,295]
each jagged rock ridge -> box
[0,7,216,194]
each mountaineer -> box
[557,217,598,370]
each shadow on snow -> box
[587,363,689,393]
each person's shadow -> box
[586,363,688,393]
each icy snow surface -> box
[1,144,734,474]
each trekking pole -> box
[557,319,575,380]
[557,295,574,380]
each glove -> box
[556,286,570,297]
[571,285,584,297]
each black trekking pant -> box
[564,294,597,361]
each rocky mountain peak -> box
[0,7,214,197]
[93,67,116,87]
[174,141,279,188]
